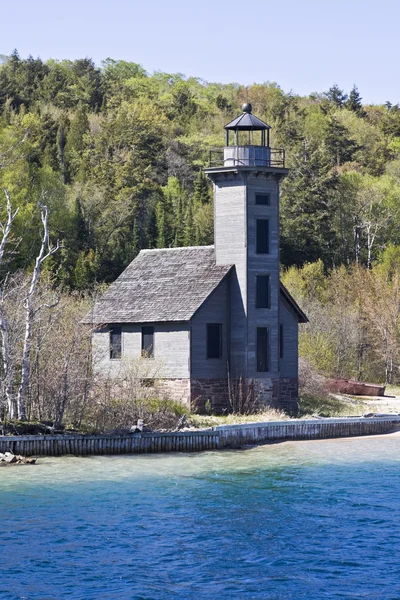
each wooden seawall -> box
[1,416,400,457]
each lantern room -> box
[208,103,284,169]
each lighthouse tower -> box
[205,103,298,410]
[88,103,306,416]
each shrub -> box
[297,358,350,417]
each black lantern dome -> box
[224,105,271,147]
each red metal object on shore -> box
[327,378,386,397]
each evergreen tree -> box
[280,139,340,267]
[184,197,195,246]
[193,170,211,205]
[346,85,365,116]
[63,106,89,182]
[174,194,185,247]
[325,117,359,166]
[156,200,167,248]
[131,219,139,257]
[325,84,348,108]
[147,204,158,249]
[73,249,97,289]
[56,122,67,182]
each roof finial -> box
[242,87,252,113]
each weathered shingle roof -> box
[84,246,232,324]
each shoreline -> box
[1,415,400,457]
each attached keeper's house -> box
[85,104,307,413]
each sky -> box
[2,0,400,105]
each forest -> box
[1,50,400,424]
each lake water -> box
[2,434,400,599]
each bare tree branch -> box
[0,190,20,419]
[17,204,60,420]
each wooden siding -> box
[247,174,281,378]
[93,323,190,379]
[212,171,283,379]
[214,176,247,375]
[191,278,229,378]
[279,296,299,378]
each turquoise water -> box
[2,435,400,599]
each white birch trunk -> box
[17,205,59,420]
[0,189,18,418]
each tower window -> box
[256,275,271,309]
[207,324,222,359]
[280,324,284,359]
[256,219,269,254]
[142,326,154,358]
[255,193,270,206]
[110,326,122,360]
[257,327,269,372]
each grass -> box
[189,407,290,428]
[298,393,368,418]
[189,393,376,428]
[385,384,400,397]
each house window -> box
[142,326,154,358]
[257,327,269,372]
[256,275,270,308]
[255,193,270,206]
[110,326,122,360]
[207,324,222,359]
[256,219,269,254]
[280,324,284,359]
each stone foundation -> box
[190,379,230,414]
[155,379,191,408]
[143,376,298,415]
[190,377,299,415]
[277,377,299,414]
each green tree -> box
[174,193,185,247]
[325,116,359,166]
[281,139,340,267]
[184,197,195,246]
[63,106,89,182]
[193,170,211,205]
[346,85,365,116]
[325,84,348,108]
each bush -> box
[84,391,187,433]
[298,358,349,417]
[298,358,328,399]
[84,358,188,432]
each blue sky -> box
[2,0,399,104]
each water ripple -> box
[2,435,400,599]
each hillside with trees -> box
[2,50,400,425]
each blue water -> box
[2,435,400,600]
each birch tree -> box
[0,188,19,418]
[16,205,60,420]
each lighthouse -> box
[205,103,305,410]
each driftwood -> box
[0,451,36,465]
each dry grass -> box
[385,385,400,397]
[298,393,367,417]
[189,408,290,428]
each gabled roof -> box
[280,283,309,323]
[225,112,271,131]
[83,245,308,326]
[83,246,232,324]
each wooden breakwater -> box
[1,416,400,457]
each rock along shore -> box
[0,451,36,465]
